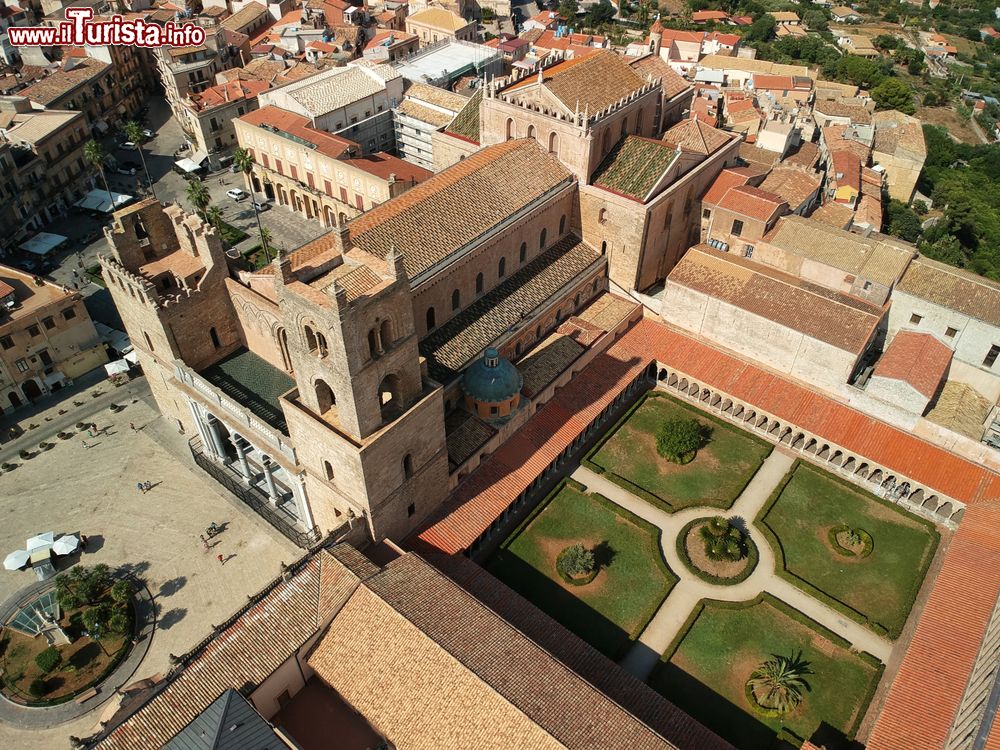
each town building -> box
[393,82,470,170]
[830,5,862,22]
[871,109,926,202]
[392,38,502,89]
[234,105,429,227]
[182,79,271,170]
[156,31,241,139]
[0,2,29,65]
[837,33,880,57]
[406,7,478,46]
[363,29,420,63]
[0,263,107,412]
[700,183,788,254]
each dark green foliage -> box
[586,0,615,25]
[29,678,47,697]
[656,418,704,462]
[886,199,923,242]
[699,517,748,562]
[558,543,596,577]
[871,78,916,114]
[35,647,61,674]
[55,564,111,610]
[558,0,577,20]
[110,580,132,604]
[743,14,775,43]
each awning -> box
[75,189,133,213]
[19,232,67,256]
[190,149,209,165]
[175,158,203,173]
[104,359,130,376]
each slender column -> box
[290,472,314,530]
[231,434,251,479]
[205,416,227,460]
[262,457,279,503]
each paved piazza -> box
[0,397,297,748]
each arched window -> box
[143,331,154,351]
[602,129,610,154]
[368,329,379,359]
[403,453,413,479]
[315,379,335,415]
[600,240,607,255]
[559,215,566,234]
[539,229,547,249]
[548,131,558,155]
[451,289,460,311]
[379,373,402,421]
[324,460,334,480]
[592,279,599,292]
[519,242,527,264]
[526,124,535,139]
[498,257,506,278]
[277,327,292,371]
[574,293,581,308]
[315,332,328,358]
[599,207,608,224]
[475,272,484,295]
[636,109,644,134]
[304,325,317,353]
[556,309,563,322]
[426,307,435,332]
[380,319,392,349]
[535,325,541,339]
[505,118,515,141]
[210,327,220,349]
[515,341,522,356]
[620,118,628,138]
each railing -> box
[174,360,297,463]
[189,437,321,549]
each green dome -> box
[463,348,522,403]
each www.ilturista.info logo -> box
[8,7,206,48]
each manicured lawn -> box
[487,483,676,659]
[651,596,882,750]
[589,393,771,511]
[760,464,939,637]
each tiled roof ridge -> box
[366,554,689,749]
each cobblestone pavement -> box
[571,449,893,682]
[0,398,298,748]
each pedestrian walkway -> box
[571,448,893,681]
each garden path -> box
[571,449,892,681]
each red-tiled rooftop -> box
[239,105,355,159]
[873,330,953,399]
[412,317,1000,555]
[701,167,755,205]
[716,184,786,221]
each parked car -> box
[252,200,271,211]
[121,141,138,150]
[227,188,249,201]
[141,128,154,140]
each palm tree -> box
[123,120,155,200]
[747,653,813,714]
[185,179,211,220]
[204,205,224,246]
[258,226,273,262]
[83,140,112,209]
[233,147,269,261]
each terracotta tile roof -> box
[592,135,681,201]
[19,57,109,105]
[698,54,809,77]
[692,9,728,21]
[505,51,649,114]
[407,7,470,31]
[831,149,862,192]
[220,0,269,31]
[239,105,355,159]
[781,140,819,168]
[413,316,1000,558]
[763,215,915,286]
[872,110,926,159]
[350,139,572,281]
[872,330,953,399]
[759,166,821,209]
[444,87,482,143]
[868,503,1000,750]
[707,30,740,45]
[395,98,453,127]
[809,201,855,229]
[189,79,269,111]
[658,28,705,44]
[404,81,468,113]
[716,184,787,221]
[310,554,714,750]
[752,74,800,91]
[897,256,1000,327]
[518,334,587,397]
[420,235,599,382]
[628,53,692,99]
[661,118,732,155]
[701,167,755,205]
[815,98,873,124]
[668,245,882,353]
[445,409,496,469]
[92,551,364,750]
[926,381,994,439]
[738,141,782,169]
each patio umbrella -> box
[52,535,79,556]
[26,532,54,552]
[4,550,30,570]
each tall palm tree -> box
[233,147,269,261]
[747,653,812,714]
[185,179,211,220]
[83,140,112,209]
[258,226,273,263]
[204,205,224,245]
[123,120,155,200]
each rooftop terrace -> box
[199,348,294,434]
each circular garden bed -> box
[555,544,601,586]
[827,525,873,559]
[676,517,759,585]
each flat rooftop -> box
[199,348,294,433]
[394,40,498,82]
[0,264,75,322]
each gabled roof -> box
[349,139,572,281]
[592,136,680,201]
[661,117,732,155]
[407,6,470,31]
[504,51,649,114]
[716,184,786,221]
[830,149,861,192]
[701,167,756,205]
[669,245,882,353]
[628,53,692,99]
[897,256,1000,327]
[759,166,821,209]
[444,87,482,143]
[162,690,285,750]
[872,330,952,399]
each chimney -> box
[332,222,350,255]
[273,252,295,284]
[387,243,406,280]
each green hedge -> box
[674,517,760,586]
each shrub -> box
[110,579,133,604]
[76,422,86,429]
[558,543,596,578]
[19,450,32,459]
[35,647,61,674]
[746,652,813,714]
[655,418,704,462]
[28,678,47,697]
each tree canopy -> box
[871,78,916,114]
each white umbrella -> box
[4,550,30,570]
[26,532,54,553]
[52,535,79,556]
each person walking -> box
[200,534,209,552]
[217,553,225,565]
[137,482,145,494]
[81,439,90,449]
[129,422,136,432]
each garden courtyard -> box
[486,388,943,750]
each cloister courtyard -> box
[0,396,297,750]
[487,390,944,750]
